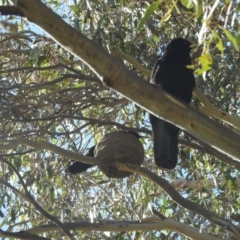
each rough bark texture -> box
[96,132,144,178]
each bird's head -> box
[166,38,192,52]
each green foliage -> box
[223,29,239,51]
[0,0,239,239]
[137,1,161,31]
[180,0,194,9]
[195,53,213,75]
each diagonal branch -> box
[0,157,75,240]
[12,0,240,161]
[109,46,240,131]
[0,227,50,240]
[116,162,240,238]
[0,138,103,166]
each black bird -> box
[149,38,195,170]
[68,131,140,174]
[68,146,95,174]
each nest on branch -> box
[95,132,144,178]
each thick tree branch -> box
[25,219,223,240]
[110,46,240,131]
[194,87,240,130]
[11,0,240,161]
[179,139,240,169]
[0,227,50,240]
[0,6,24,17]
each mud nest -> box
[95,131,144,178]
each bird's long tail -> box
[152,117,179,170]
[68,162,93,174]
[68,146,95,174]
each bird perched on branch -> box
[68,131,141,175]
[149,38,195,170]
